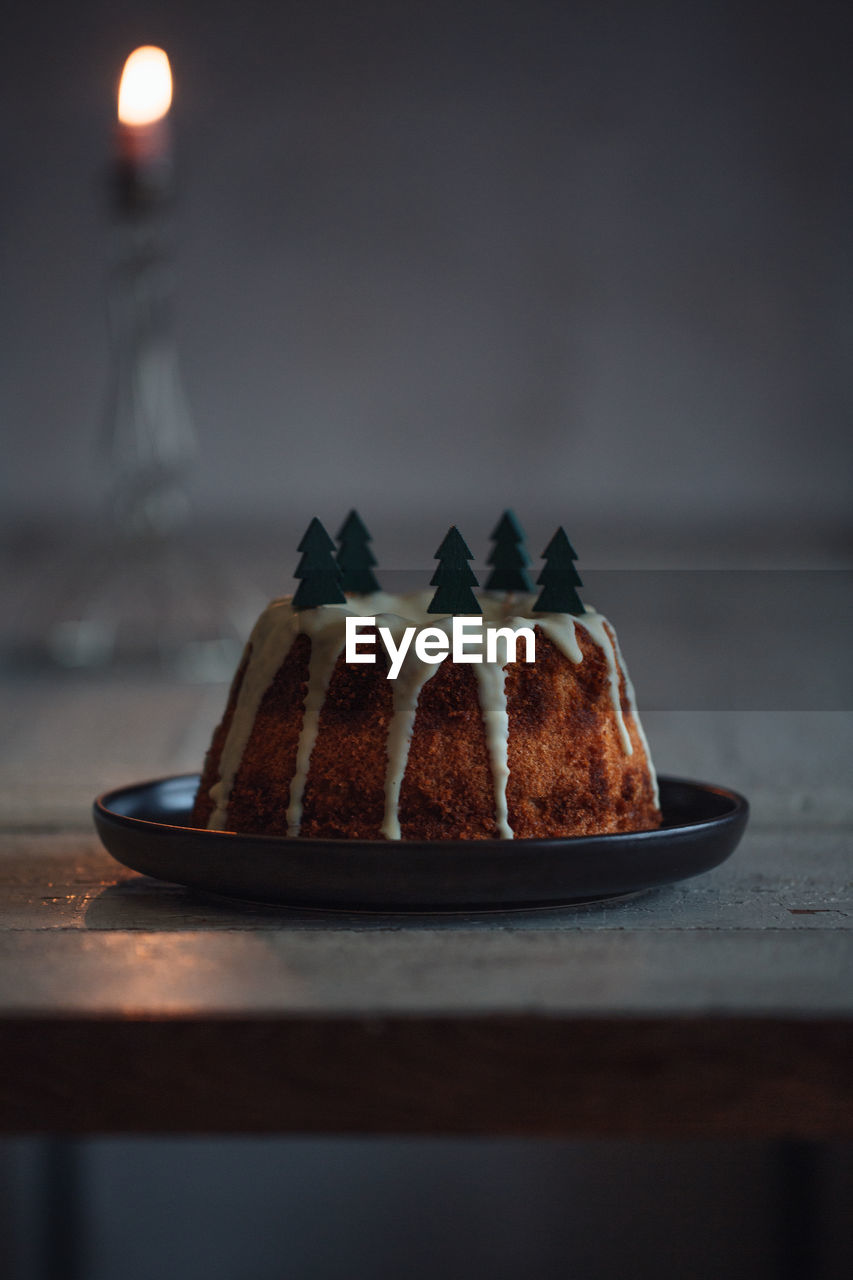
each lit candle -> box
[115,46,173,210]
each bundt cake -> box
[192,554,661,841]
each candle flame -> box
[118,47,172,126]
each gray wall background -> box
[3,0,852,551]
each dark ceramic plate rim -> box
[93,774,748,911]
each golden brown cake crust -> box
[398,661,499,840]
[192,648,250,828]
[192,605,661,841]
[197,634,311,835]
[505,628,659,837]
[299,630,394,839]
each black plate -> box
[92,774,748,912]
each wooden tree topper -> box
[532,526,584,615]
[336,509,380,594]
[427,526,482,615]
[292,517,347,610]
[485,509,533,593]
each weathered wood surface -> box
[0,829,849,935]
[0,825,850,1136]
[0,668,850,1135]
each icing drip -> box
[207,601,349,833]
[207,600,297,830]
[285,621,347,837]
[606,619,661,811]
[539,612,633,754]
[380,620,448,840]
[535,614,583,663]
[472,656,512,839]
[205,590,659,839]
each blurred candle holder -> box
[39,47,251,680]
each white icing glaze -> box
[208,601,351,831]
[536,611,632,752]
[204,591,659,839]
[284,615,348,836]
[207,599,296,830]
[380,616,450,840]
[473,652,512,838]
[606,618,661,810]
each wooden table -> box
[0,671,851,1137]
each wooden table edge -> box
[1,1012,850,1138]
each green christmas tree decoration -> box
[532,526,584,614]
[292,517,347,610]
[427,526,482,615]
[492,509,525,543]
[335,509,380,594]
[484,509,533,593]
